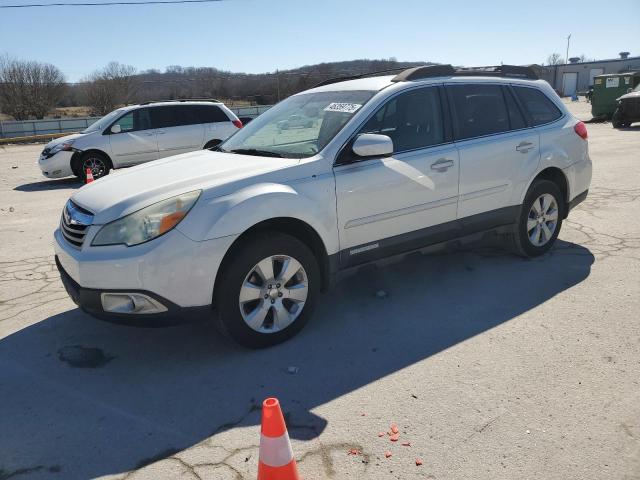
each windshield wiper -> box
[226,148,284,158]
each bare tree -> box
[84,62,137,115]
[0,54,66,120]
[546,53,564,66]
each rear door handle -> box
[157,131,166,135]
[516,141,534,153]
[431,158,454,172]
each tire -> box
[511,180,564,257]
[612,108,624,128]
[75,151,111,181]
[214,231,320,348]
[203,139,222,150]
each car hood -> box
[70,150,299,225]
[45,132,91,148]
[618,90,640,101]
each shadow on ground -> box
[0,240,594,479]
[14,178,81,192]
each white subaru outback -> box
[55,65,592,348]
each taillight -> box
[232,119,243,129]
[574,121,588,140]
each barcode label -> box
[324,103,362,114]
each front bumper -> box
[54,226,238,325]
[56,256,210,326]
[38,151,74,178]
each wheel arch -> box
[71,149,113,175]
[203,139,223,149]
[526,167,570,217]
[212,217,331,308]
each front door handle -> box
[516,141,534,153]
[431,158,454,172]
[157,131,166,135]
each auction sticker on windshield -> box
[324,103,362,113]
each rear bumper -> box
[56,256,210,326]
[568,189,588,212]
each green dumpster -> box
[591,72,640,118]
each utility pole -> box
[565,34,571,64]
[276,69,280,102]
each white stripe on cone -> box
[259,433,294,467]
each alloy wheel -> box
[82,156,107,179]
[238,255,308,333]
[527,193,559,247]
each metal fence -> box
[0,117,102,139]
[0,104,273,139]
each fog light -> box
[101,293,168,314]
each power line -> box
[0,0,225,8]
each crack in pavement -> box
[0,256,68,322]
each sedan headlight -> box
[92,190,201,246]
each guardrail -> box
[0,104,273,140]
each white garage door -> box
[562,72,578,97]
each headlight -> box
[92,190,201,246]
[49,139,75,155]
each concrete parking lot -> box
[1,102,639,480]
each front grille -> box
[60,200,93,248]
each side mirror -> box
[352,133,393,158]
[110,124,122,134]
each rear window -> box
[194,105,230,123]
[448,84,510,140]
[513,87,562,126]
[150,105,230,128]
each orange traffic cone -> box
[258,398,300,480]
[85,167,94,184]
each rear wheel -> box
[214,231,320,348]
[511,180,564,257]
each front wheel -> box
[75,152,111,181]
[214,231,320,348]
[511,180,564,257]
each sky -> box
[1,0,639,82]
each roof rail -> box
[312,67,413,88]
[391,65,456,82]
[139,98,222,105]
[455,65,538,80]
[391,64,538,82]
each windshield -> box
[220,90,376,158]
[82,109,126,133]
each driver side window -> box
[360,87,445,153]
[114,109,152,133]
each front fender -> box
[177,182,338,253]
